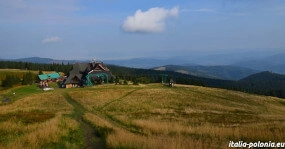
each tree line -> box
[1,72,35,88]
[0,61,72,75]
[0,61,72,88]
[107,65,285,98]
[1,61,284,98]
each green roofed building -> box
[38,72,61,81]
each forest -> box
[0,60,284,98]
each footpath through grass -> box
[0,85,82,148]
[1,83,285,148]
[62,91,105,149]
[69,84,285,149]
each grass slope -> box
[0,84,285,149]
[69,84,285,149]
[62,92,105,149]
[0,85,83,148]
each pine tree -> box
[39,70,43,75]
[22,72,34,85]
[2,75,20,88]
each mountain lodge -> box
[64,60,113,88]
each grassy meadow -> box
[0,82,285,148]
[70,84,285,149]
[0,85,83,148]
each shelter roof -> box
[69,63,89,75]
[38,72,61,80]
[64,74,82,84]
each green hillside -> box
[153,65,259,80]
[0,84,284,148]
[1,61,285,98]
[237,71,285,98]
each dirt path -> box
[99,89,138,110]
[62,92,105,149]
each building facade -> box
[64,61,113,88]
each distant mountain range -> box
[153,65,259,80]
[1,57,284,98]
[233,53,285,74]
[4,57,84,64]
[107,52,285,75]
[107,64,285,98]
[104,58,195,68]
[2,52,284,81]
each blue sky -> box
[0,0,285,60]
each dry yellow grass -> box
[1,83,285,148]
[84,112,209,149]
[0,115,78,149]
[0,92,73,114]
[77,84,285,149]
[68,87,134,111]
[0,90,80,148]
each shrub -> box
[2,75,20,88]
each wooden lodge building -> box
[38,72,61,88]
[64,60,113,88]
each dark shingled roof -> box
[64,63,89,84]
[70,63,89,74]
[64,74,82,84]
[64,62,112,85]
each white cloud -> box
[42,36,62,44]
[122,6,179,33]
